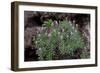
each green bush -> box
[33,19,85,60]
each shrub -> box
[33,19,85,60]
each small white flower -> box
[35,41,37,44]
[60,35,63,39]
[71,32,73,35]
[43,24,46,26]
[62,29,64,32]
[76,24,78,28]
[66,35,69,38]
[58,32,60,35]
[48,33,51,37]
[69,21,72,24]
[54,21,58,26]
[38,34,41,37]
[73,20,75,23]
[72,26,74,30]
[70,23,73,26]
[75,29,77,32]
[39,48,41,51]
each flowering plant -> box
[32,19,85,60]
